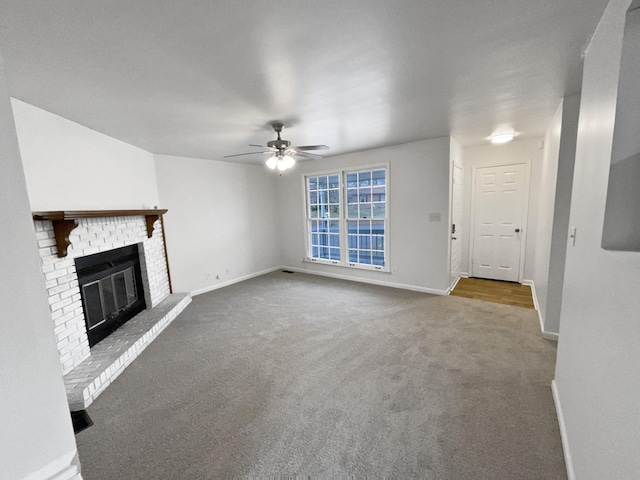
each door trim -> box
[469,159,532,283]
[448,162,463,290]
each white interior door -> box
[450,164,463,281]
[471,163,527,282]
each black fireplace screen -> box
[82,267,138,330]
[75,244,146,346]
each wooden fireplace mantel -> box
[32,209,168,258]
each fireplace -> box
[31,210,192,410]
[29,210,196,410]
[76,244,146,347]
[32,211,173,375]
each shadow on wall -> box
[602,152,640,251]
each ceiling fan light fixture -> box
[282,155,295,169]
[265,156,278,169]
[266,154,296,171]
[490,131,516,144]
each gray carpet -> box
[76,271,566,479]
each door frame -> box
[469,159,532,283]
[448,161,464,291]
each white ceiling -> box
[0,1,607,163]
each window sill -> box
[303,257,390,273]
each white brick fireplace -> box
[33,211,191,409]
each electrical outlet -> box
[206,272,212,279]
[428,213,441,222]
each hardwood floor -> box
[450,277,535,309]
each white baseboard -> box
[522,280,559,342]
[192,265,449,296]
[521,279,539,310]
[460,271,469,277]
[552,380,575,480]
[191,266,282,296]
[447,275,462,294]
[523,279,543,328]
[23,450,82,480]
[283,266,448,295]
[522,279,543,332]
[48,465,81,480]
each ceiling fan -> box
[224,122,329,171]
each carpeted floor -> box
[76,271,565,479]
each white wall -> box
[554,0,640,478]
[0,57,81,480]
[544,95,580,334]
[11,98,159,211]
[154,155,280,294]
[531,102,563,327]
[277,138,452,294]
[461,138,543,279]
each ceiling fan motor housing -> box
[267,138,291,150]
[267,122,291,152]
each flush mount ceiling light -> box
[224,122,330,172]
[489,131,516,144]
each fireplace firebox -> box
[75,244,146,347]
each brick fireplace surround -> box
[33,211,191,410]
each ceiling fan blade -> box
[223,151,272,158]
[292,145,330,151]
[294,151,325,159]
[249,144,269,148]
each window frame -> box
[302,163,390,272]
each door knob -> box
[515,228,521,233]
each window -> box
[307,174,341,262]
[305,166,388,270]
[346,169,386,267]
